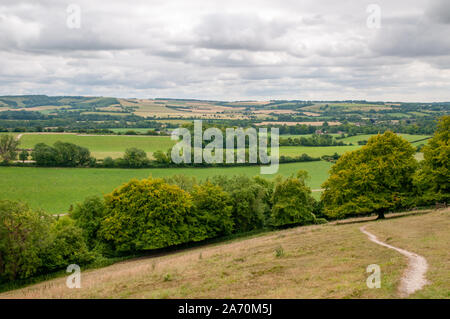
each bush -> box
[102,156,115,168]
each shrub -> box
[102,156,115,168]
[274,246,285,258]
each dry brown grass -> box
[302,112,321,117]
[255,121,341,126]
[253,110,299,115]
[1,208,447,299]
[366,208,449,298]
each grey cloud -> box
[194,13,293,52]
[0,0,449,101]
[426,0,450,24]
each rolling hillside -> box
[1,208,448,299]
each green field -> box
[108,128,156,133]
[280,145,360,157]
[277,134,430,158]
[16,133,429,160]
[0,161,332,213]
[19,134,175,159]
[339,133,431,144]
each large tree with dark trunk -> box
[321,131,417,220]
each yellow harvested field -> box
[255,121,341,126]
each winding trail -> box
[360,226,429,297]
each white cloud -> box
[0,0,449,101]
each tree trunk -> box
[377,210,385,220]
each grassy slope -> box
[366,210,450,298]
[0,161,331,213]
[2,209,447,299]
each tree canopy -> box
[321,131,417,219]
[270,171,316,227]
[414,116,449,204]
[0,134,19,163]
[99,177,193,252]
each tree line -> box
[0,139,322,168]
[0,171,323,284]
[0,116,448,286]
[279,134,349,147]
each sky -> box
[1,0,450,102]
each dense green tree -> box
[19,149,28,162]
[53,141,91,167]
[102,156,115,168]
[190,182,234,240]
[209,175,269,233]
[99,177,193,252]
[41,217,94,272]
[163,174,198,192]
[153,149,171,164]
[32,143,58,166]
[70,196,106,249]
[122,148,149,168]
[0,200,93,282]
[0,134,19,163]
[270,171,316,227]
[321,131,417,219]
[0,201,49,281]
[414,116,449,204]
[32,142,93,167]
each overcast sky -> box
[1,0,450,102]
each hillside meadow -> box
[1,208,447,299]
[0,161,332,213]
